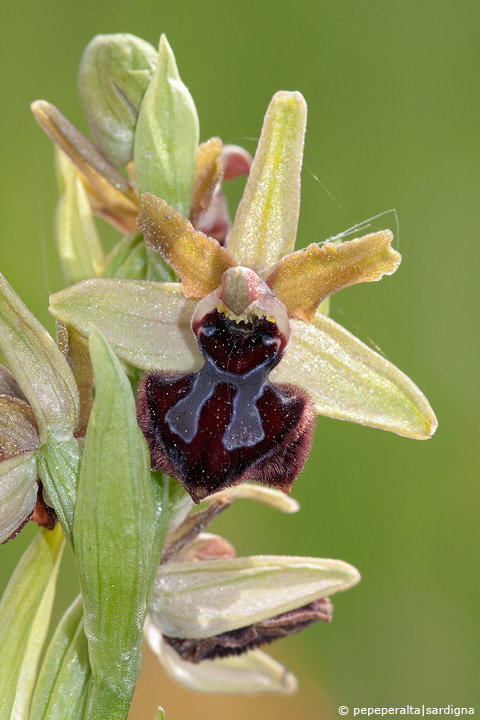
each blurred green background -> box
[1,0,479,718]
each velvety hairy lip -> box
[137,310,315,502]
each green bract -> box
[0,525,64,719]
[73,327,156,719]
[134,34,199,217]
[30,596,90,720]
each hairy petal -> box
[227,91,306,271]
[190,137,223,228]
[31,100,139,233]
[138,194,236,297]
[49,278,201,372]
[145,618,297,695]
[265,230,401,321]
[271,314,438,439]
[161,497,231,563]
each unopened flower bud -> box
[78,33,157,167]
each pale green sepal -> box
[30,596,91,720]
[145,618,297,695]
[210,484,300,513]
[49,279,201,372]
[55,150,105,284]
[0,273,79,443]
[150,555,360,639]
[134,34,199,216]
[36,438,81,550]
[154,708,166,720]
[74,327,156,720]
[227,91,306,272]
[0,525,65,720]
[271,314,438,439]
[78,33,157,167]
[0,452,38,545]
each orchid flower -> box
[47,90,437,504]
[142,484,359,694]
[0,31,439,719]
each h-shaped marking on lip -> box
[165,348,279,451]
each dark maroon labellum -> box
[137,309,315,502]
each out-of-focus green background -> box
[1,0,479,718]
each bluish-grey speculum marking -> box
[166,348,283,449]
[137,309,315,501]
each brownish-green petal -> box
[138,193,236,297]
[31,100,140,233]
[0,452,38,544]
[271,314,437,439]
[0,396,39,460]
[265,231,401,321]
[49,279,202,372]
[56,323,94,438]
[0,364,27,401]
[189,137,223,228]
[227,91,306,272]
